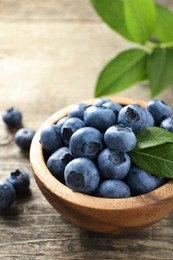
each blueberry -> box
[15,128,35,150]
[98,148,131,179]
[2,107,22,128]
[84,105,116,131]
[160,116,173,133]
[94,98,110,106]
[64,158,100,194]
[96,180,131,198]
[7,169,30,195]
[145,109,155,127]
[104,124,137,152]
[56,116,69,129]
[124,165,165,196]
[0,181,16,211]
[102,101,122,117]
[40,125,63,154]
[68,103,89,120]
[118,104,148,133]
[61,117,85,146]
[146,99,172,125]
[47,147,73,182]
[69,127,104,160]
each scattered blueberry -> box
[160,116,173,133]
[7,169,30,195]
[40,125,63,154]
[15,127,35,150]
[124,165,165,196]
[98,148,131,179]
[47,147,73,182]
[61,117,85,146]
[68,103,89,120]
[2,107,22,128]
[146,99,172,125]
[84,105,116,131]
[69,127,104,160]
[96,179,131,198]
[0,181,16,211]
[64,158,100,194]
[104,124,137,152]
[118,104,148,133]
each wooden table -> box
[0,1,173,259]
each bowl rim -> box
[30,97,173,211]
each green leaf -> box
[154,4,173,44]
[134,127,173,150]
[90,0,132,41]
[124,0,157,44]
[148,48,173,97]
[95,49,148,97]
[129,143,173,178]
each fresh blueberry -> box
[15,128,35,150]
[96,179,131,198]
[61,117,85,146]
[47,147,73,182]
[104,124,137,152]
[146,99,172,125]
[98,148,131,180]
[40,125,63,154]
[0,181,16,211]
[94,98,110,106]
[102,101,122,117]
[144,109,155,127]
[124,165,165,196]
[69,127,104,160]
[64,158,100,194]
[2,107,22,128]
[160,116,173,133]
[118,104,148,133]
[7,169,30,195]
[56,116,69,129]
[68,103,89,120]
[84,105,116,131]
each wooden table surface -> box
[0,1,173,259]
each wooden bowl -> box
[30,97,173,234]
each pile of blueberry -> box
[40,98,172,198]
[0,107,34,211]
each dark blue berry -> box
[104,124,137,152]
[61,117,85,146]
[94,98,110,106]
[2,107,22,128]
[64,158,100,194]
[118,104,148,133]
[15,128,35,150]
[147,99,172,125]
[84,105,116,131]
[40,125,63,154]
[69,127,104,160]
[0,181,16,211]
[98,148,131,179]
[124,165,165,196]
[56,116,69,129]
[47,147,73,182]
[102,101,122,117]
[68,103,89,120]
[96,179,131,198]
[160,116,173,133]
[7,169,30,195]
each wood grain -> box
[0,0,173,259]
